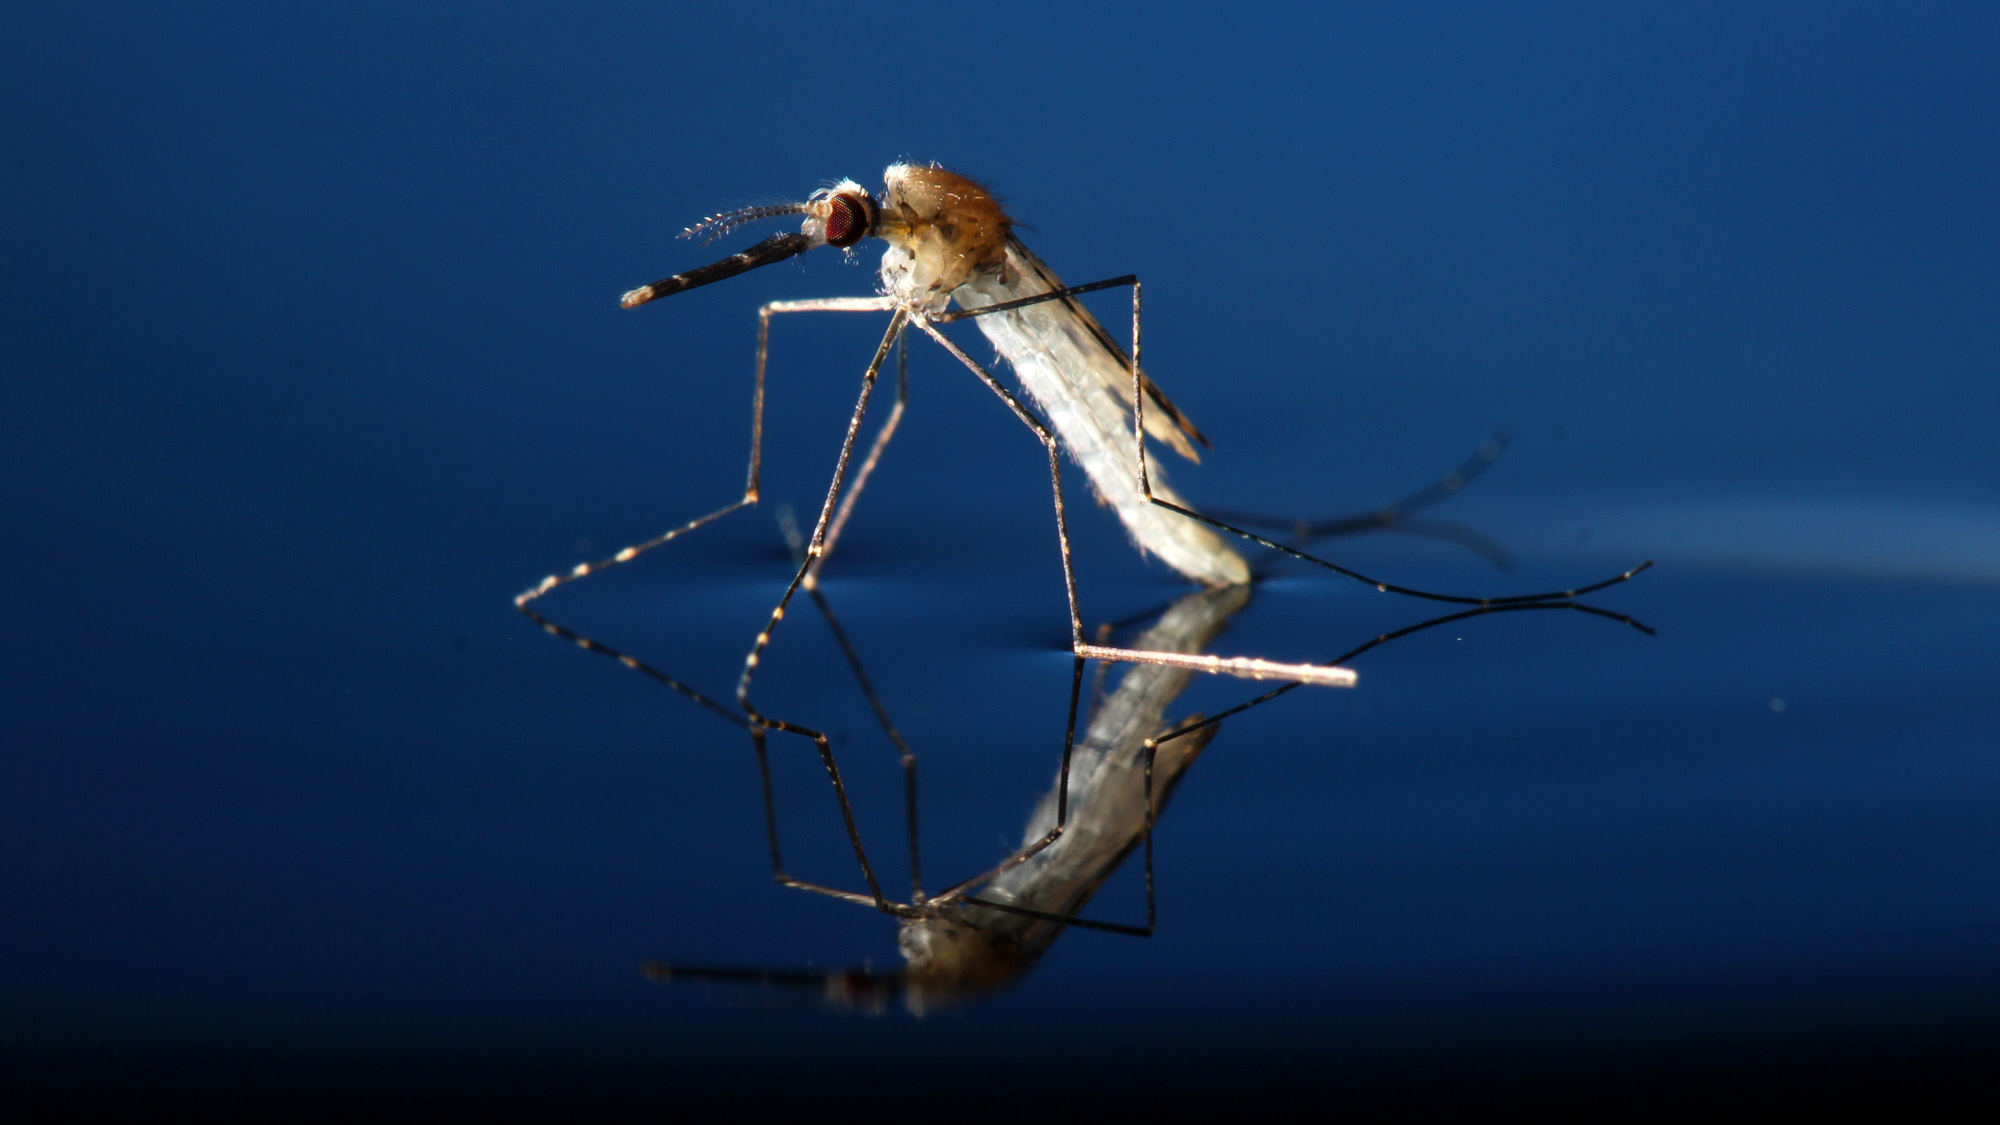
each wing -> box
[1001,236,1210,462]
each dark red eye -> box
[824,193,870,248]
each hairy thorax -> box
[874,163,1013,311]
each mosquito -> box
[520,161,1646,691]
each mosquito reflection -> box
[643,573,1650,1015]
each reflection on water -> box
[513,425,1662,1014]
[540,560,1651,1014]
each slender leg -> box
[518,294,913,915]
[745,302,917,903]
[733,310,911,912]
[513,295,894,613]
[513,301,902,730]
[776,506,927,904]
[811,325,908,588]
[1206,431,1520,572]
[513,606,752,731]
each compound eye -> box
[823,192,871,248]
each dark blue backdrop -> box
[5,2,1997,1109]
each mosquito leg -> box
[513,286,801,712]
[514,295,914,910]
[734,302,903,709]
[755,312,918,901]
[514,297,892,617]
[751,726,786,878]
[537,523,918,916]
[732,309,913,914]
[739,295,906,586]
[735,309,899,704]
[814,581,925,903]
[750,723,911,913]
[514,604,751,729]
[1159,489,1656,608]
[1205,431,1519,571]
[527,293,914,915]
[776,506,927,904]
[811,325,908,588]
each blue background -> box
[5,2,1997,1109]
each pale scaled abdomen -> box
[951,243,1249,587]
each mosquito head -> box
[801,179,881,250]
[620,179,884,309]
